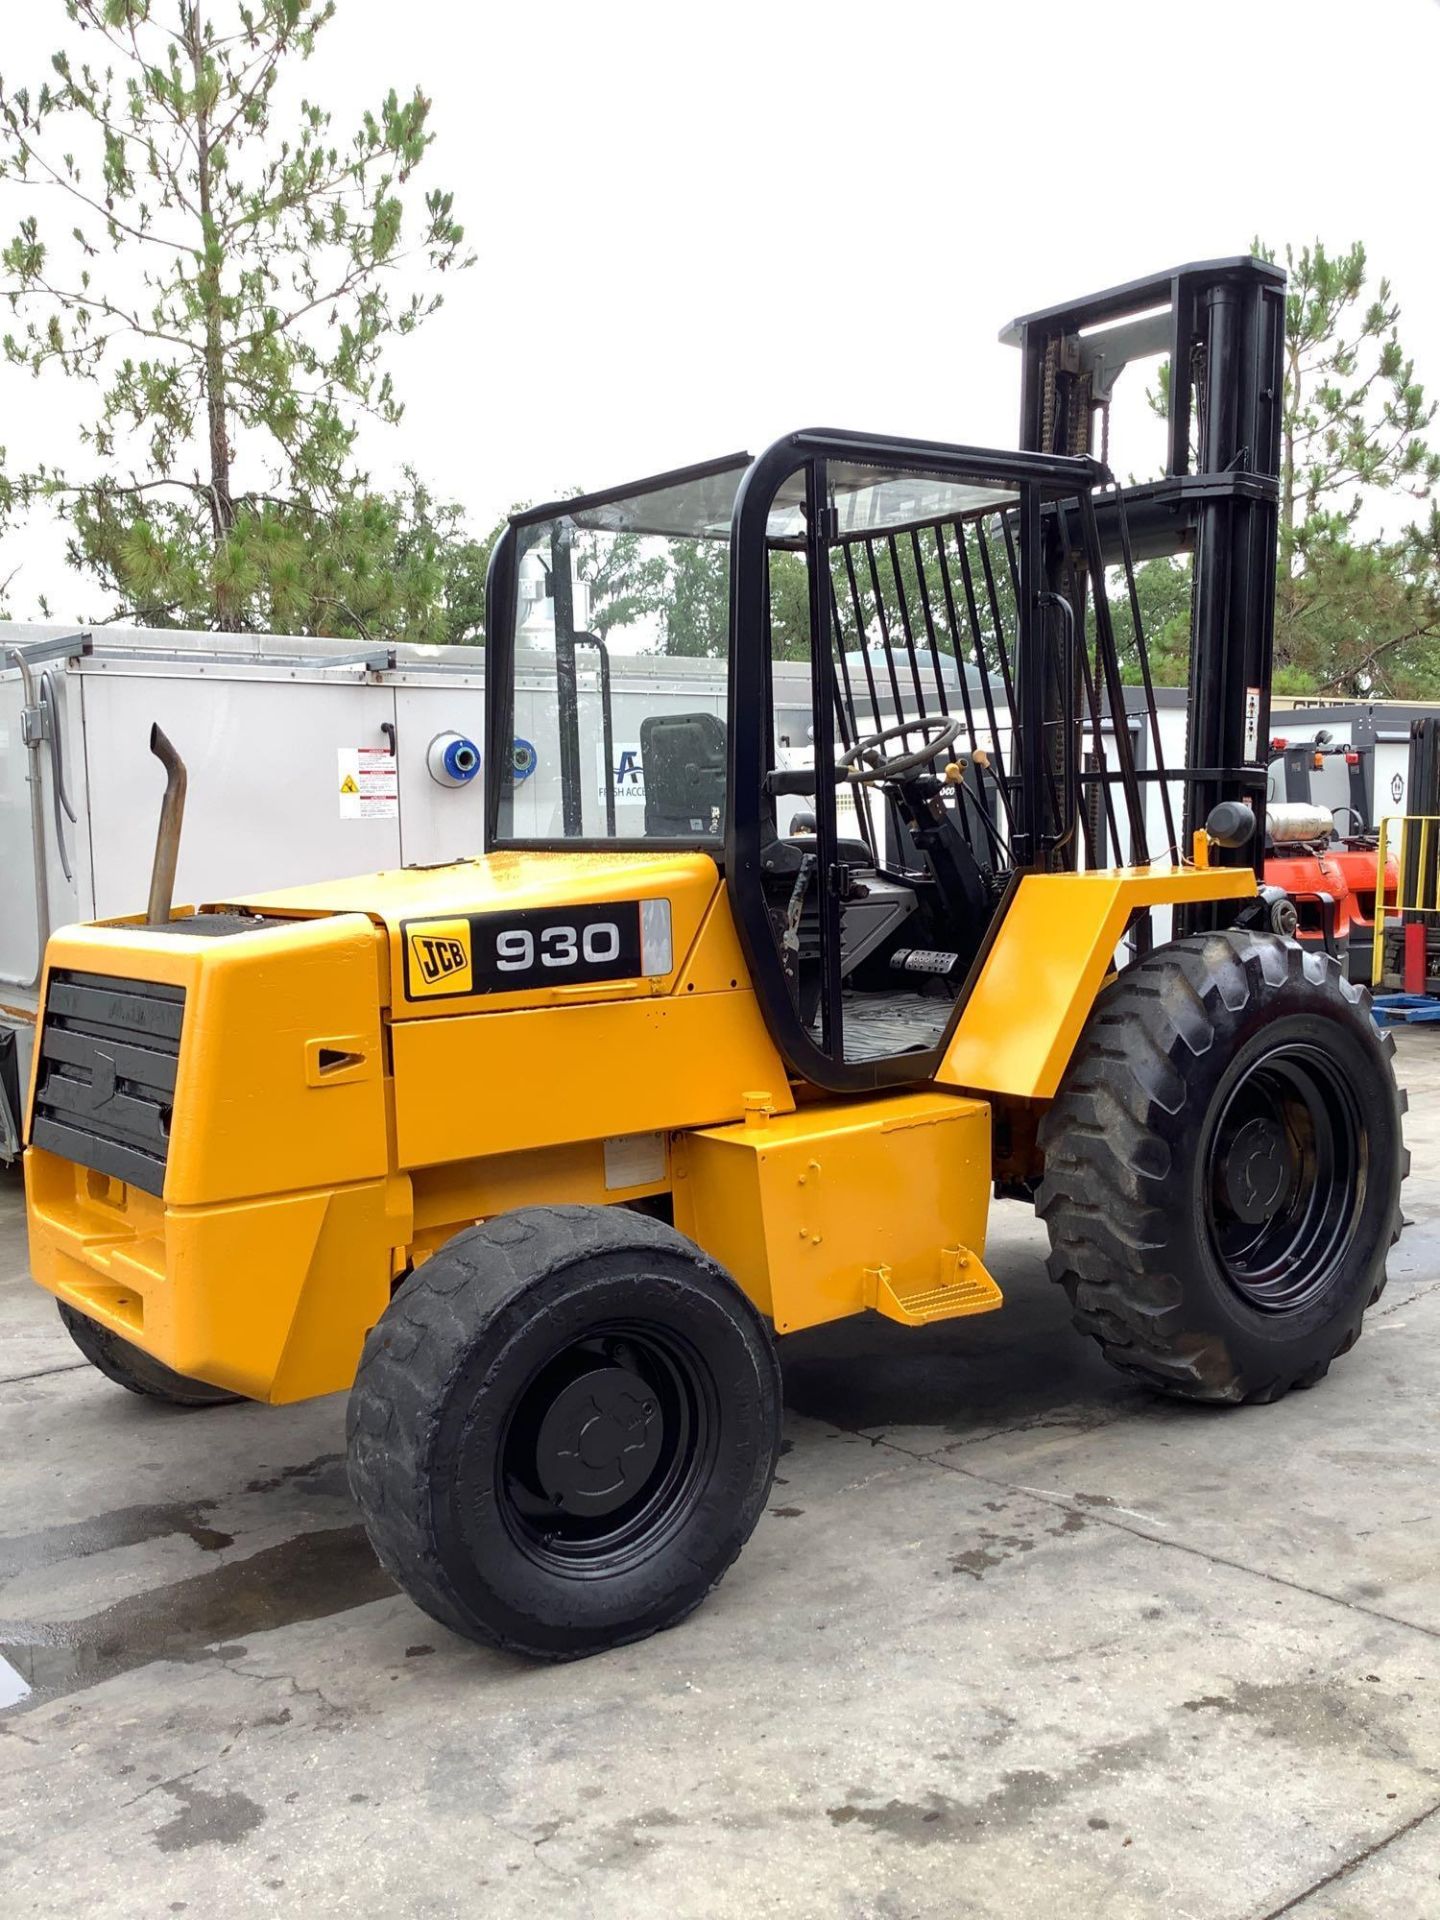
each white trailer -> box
[3,622,497,1153]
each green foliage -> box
[1111,555,1191,687]
[1276,504,1440,697]
[768,551,811,661]
[574,531,670,644]
[647,537,811,661]
[1261,237,1440,694]
[0,0,474,633]
[828,523,1019,699]
[657,537,727,656]
[390,470,498,646]
[1136,240,1440,695]
[1269,238,1440,538]
[568,530,812,662]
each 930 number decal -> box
[495,921,623,972]
[476,902,640,991]
[402,902,643,999]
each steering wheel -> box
[837,716,964,785]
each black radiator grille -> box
[30,969,186,1196]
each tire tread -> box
[1037,932,1405,1405]
[347,1205,780,1658]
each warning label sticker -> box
[338,745,398,821]
[1242,687,1262,763]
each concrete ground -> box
[1,1039,1438,1919]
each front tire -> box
[57,1302,242,1408]
[347,1205,782,1660]
[1037,932,1406,1405]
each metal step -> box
[864,1247,1003,1326]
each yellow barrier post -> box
[1373,817,1394,989]
[1374,815,1440,994]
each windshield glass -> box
[768,462,1020,539]
[496,460,748,844]
[491,450,1026,847]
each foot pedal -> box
[890,948,960,976]
[864,1247,1003,1326]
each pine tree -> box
[0,0,472,635]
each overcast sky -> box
[2,0,1438,620]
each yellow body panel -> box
[23,848,1255,1404]
[31,913,390,1206]
[227,848,725,1020]
[936,866,1256,1100]
[25,1147,409,1401]
[391,988,793,1168]
[672,1091,995,1335]
[24,854,785,1400]
[409,1139,672,1263]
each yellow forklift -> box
[23,259,1405,1659]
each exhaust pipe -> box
[146,724,187,927]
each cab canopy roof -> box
[507,437,1102,545]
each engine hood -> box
[220,848,725,1017]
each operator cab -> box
[484,432,1146,1090]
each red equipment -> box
[1264,808,1398,980]
[1262,739,1397,981]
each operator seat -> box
[640,711,726,838]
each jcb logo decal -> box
[417,935,467,983]
[404,919,473,998]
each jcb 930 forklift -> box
[23,259,1406,1659]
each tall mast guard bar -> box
[1003,256,1286,917]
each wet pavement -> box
[2,1033,1439,1917]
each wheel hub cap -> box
[1221,1115,1295,1223]
[535,1366,661,1515]
[1204,1039,1366,1313]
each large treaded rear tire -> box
[57,1302,241,1408]
[347,1205,782,1661]
[1037,931,1407,1405]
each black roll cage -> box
[725,429,1102,1092]
[482,430,1141,1095]
[483,256,1286,1094]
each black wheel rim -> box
[498,1321,719,1576]
[1203,1040,1367,1313]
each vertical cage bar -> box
[1112,486,1180,860]
[551,523,584,836]
[909,528,951,718]
[1016,484,1048,865]
[805,462,844,1059]
[976,515,1022,726]
[1077,489,1150,865]
[952,524,1013,788]
[840,541,886,736]
[884,532,929,719]
[1053,498,1118,866]
[827,574,877,860]
[863,537,907,718]
[933,523,1016,837]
